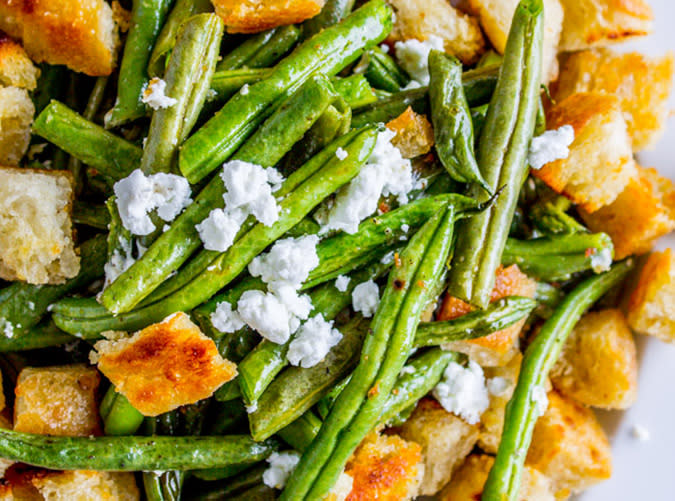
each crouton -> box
[343,431,424,501]
[526,391,612,493]
[386,107,434,159]
[14,365,101,437]
[0,0,119,76]
[0,167,79,285]
[438,265,536,367]
[625,249,675,343]
[439,454,556,501]
[0,87,33,166]
[212,0,324,34]
[0,33,39,90]
[551,309,637,409]
[92,312,237,416]
[532,92,636,213]
[466,0,564,82]
[557,0,653,52]
[554,49,674,150]
[0,414,13,478]
[399,398,479,496]
[31,471,139,501]
[386,0,485,65]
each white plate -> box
[578,1,675,499]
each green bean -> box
[316,377,349,419]
[534,282,563,309]
[191,463,255,482]
[72,201,110,230]
[106,0,175,128]
[144,471,182,501]
[218,30,281,71]
[303,0,356,38]
[0,320,73,353]
[360,45,410,92]
[219,26,302,71]
[179,0,393,183]
[482,260,633,501]
[278,412,323,452]
[229,484,276,501]
[141,14,224,174]
[529,196,587,236]
[331,74,377,108]
[471,103,489,141]
[429,50,490,192]
[33,101,141,182]
[186,464,267,500]
[447,0,544,308]
[477,50,503,69]
[100,387,145,436]
[32,63,68,114]
[205,399,248,435]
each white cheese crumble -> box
[237,290,302,344]
[487,376,511,398]
[263,451,301,489]
[400,365,416,376]
[631,424,650,442]
[114,169,192,236]
[27,301,35,311]
[142,77,177,110]
[352,280,380,317]
[248,235,320,291]
[196,208,246,252]
[531,385,549,417]
[335,275,351,292]
[433,360,489,424]
[590,247,613,274]
[103,236,136,288]
[335,147,349,161]
[329,472,354,501]
[287,315,343,368]
[380,250,395,265]
[210,301,245,333]
[240,83,250,95]
[2,320,14,338]
[394,35,444,87]
[528,125,575,170]
[401,223,410,233]
[245,402,258,414]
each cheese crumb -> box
[196,208,246,252]
[487,376,510,398]
[335,147,349,161]
[394,35,444,86]
[103,236,136,288]
[288,315,343,368]
[2,320,14,338]
[240,84,250,95]
[237,290,299,344]
[248,235,320,291]
[531,385,549,417]
[142,77,178,110]
[352,280,380,317]
[433,360,489,424]
[246,402,258,414]
[329,472,354,501]
[400,365,416,376]
[335,275,351,292]
[631,424,650,442]
[211,301,245,333]
[528,125,575,170]
[590,247,613,274]
[381,251,395,265]
[221,161,282,227]
[263,451,301,489]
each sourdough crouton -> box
[30,471,139,501]
[533,92,636,213]
[14,365,101,437]
[0,167,79,285]
[557,0,653,52]
[212,0,324,34]
[0,33,39,90]
[439,454,556,501]
[0,87,33,165]
[399,398,479,496]
[343,431,424,501]
[580,166,675,260]
[551,309,637,409]
[438,265,536,367]
[386,0,485,65]
[0,414,13,478]
[466,0,564,82]
[526,391,612,493]
[625,249,675,343]
[386,107,434,159]
[92,312,237,416]
[0,0,119,76]
[555,49,674,150]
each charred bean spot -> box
[393,279,405,290]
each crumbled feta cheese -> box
[27,301,35,310]
[114,170,192,236]
[335,147,349,161]
[631,424,650,442]
[400,365,416,376]
[401,223,410,233]
[288,315,343,368]
[263,451,301,489]
[380,251,395,265]
[335,275,351,292]
[528,125,575,170]
[211,301,245,333]
[394,35,444,86]
[531,385,549,417]
[433,360,489,424]
[142,77,177,110]
[273,284,313,322]
[221,160,281,226]
[237,290,297,344]
[205,88,217,101]
[246,402,258,414]
[590,247,613,274]
[352,280,380,317]
[2,320,14,338]
[240,83,250,95]
[379,44,389,54]
[196,208,246,252]
[103,237,136,288]
[249,235,320,290]
[487,376,511,398]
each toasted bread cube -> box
[625,249,675,343]
[343,431,424,501]
[466,0,563,82]
[439,454,556,501]
[580,166,675,260]
[399,398,479,496]
[438,265,536,367]
[0,414,12,478]
[386,107,434,159]
[14,365,101,437]
[526,391,612,493]
[31,471,139,501]
[0,167,79,285]
[551,309,637,409]
[387,0,485,65]
[93,312,237,416]
[0,0,119,76]
[557,0,653,52]
[0,33,39,90]
[533,92,636,213]
[554,49,674,150]
[213,0,324,34]
[0,87,34,166]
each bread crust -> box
[213,0,324,34]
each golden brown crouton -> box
[557,0,653,52]
[0,167,79,285]
[466,0,564,83]
[31,471,139,501]
[399,398,479,496]
[533,92,636,213]
[0,413,13,478]
[343,431,424,501]
[0,86,33,165]
[386,107,434,159]
[93,312,237,416]
[625,249,675,343]
[386,0,485,65]
[526,391,612,493]
[554,49,674,150]
[438,265,536,367]
[0,33,39,90]
[0,0,119,76]
[439,454,556,501]
[212,0,324,34]
[14,365,101,437]
[580,166,675,260]
[551,309,637,409]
